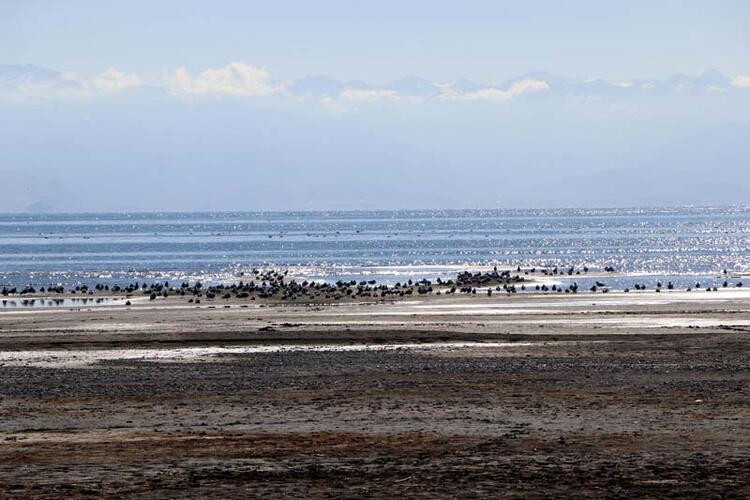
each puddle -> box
[0,342,534,368]
[0,297,124,309]
[337,308,552,316]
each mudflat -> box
[1,291,749,497]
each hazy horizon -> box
[2,1,749,212]
[3,205,750,217]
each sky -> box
[1,0,750,211]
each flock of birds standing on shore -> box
[1,265,745,308]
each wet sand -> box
[1,291,750,497]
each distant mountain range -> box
[2,63,748,100]
[0,64,81,90]
[285,69,747,99]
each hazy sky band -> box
[3,0,749,82]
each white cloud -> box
[339,89,403,101]
[607,79,634,88]
[730,75,750,88]
[333,81,550,104]
[321,87,428,111]
[319,79,547,111]
[0,68,142,101]
[320,96,347,113]
[439,79,549,101]
[170,62,282,96]
[60,71,80,83]
[319,90,398,113]
[0,71,82,103]
[91,68,142,92]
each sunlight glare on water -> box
[1,208,749,289]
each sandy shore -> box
[1,290,750,497]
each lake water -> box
[1,208,749,291]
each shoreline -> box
[1,272,750,496]
[3,287,750,349]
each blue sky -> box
[5,0,749,82]
[1,1,749,211]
